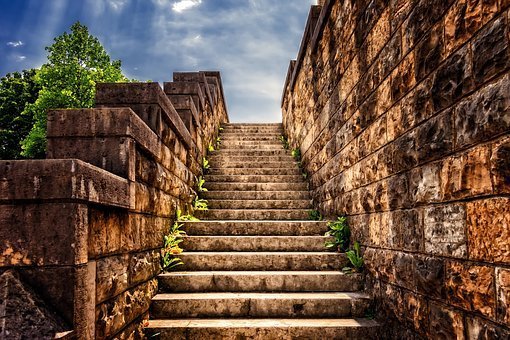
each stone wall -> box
[282,1,509,338]
[0,71,228,339]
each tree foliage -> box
[0,69,41,159]
[21,21,129,158]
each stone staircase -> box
[146,123,379,339]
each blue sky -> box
[0,0,315,122]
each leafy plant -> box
[344,241,364,272]
[161,219,186,271]
[215,136,221,147]
[302,171,308,180]
[291,148,301,161]
[325,216,350,252]
[279,135,289,150]
[193,196,208,210]
[202,157,210,172]
[218,126,224,131]
[308,209,323,221]
[175,208,199,222]
[197,176,208,192]
[208,142,215,152]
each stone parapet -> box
[282,1,510,338]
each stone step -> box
[195,209,310,220]
[223,123,282,127]
[146,318,380,339]
[177,252,348,271]
[205,174,304,183]
[151,292,371,319]
[207,160,298,169]
[220,145,285,151]
[220,135,280,141]
[210,155,296,163]
[181,236,329,251]
[221,128,283,133]
[158,271,363,293]
[207,199,311,210]
[220,140,283,147]
[182,221,327,236]
[211,149,290,156]
[208,168,301,176]
[205,182,308,191]
[202,190,310,200]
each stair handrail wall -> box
[282,0,510,338]
[0,72,229,339]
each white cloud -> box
[15,55,27,61]
[107,0,127,12]
[7,40,24,47]
[172,0,202,13]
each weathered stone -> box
[390,130,418,173]
[455,74,510,149]
[496,268,510,325]
[391,51,416,101]
[467,198,510,263]
[415,255,445,299]
[491,136,510,193]
[415,111,454,164]
[387,173,411,209]
[409,162,442,204]
[424,204,467,258]
[96,254,129,304]
[389,209,422,252]
[445,261,495,318]
[466,315,510,339]
[428,303,465,339]
[414,21,444,82]
[472,15,509,84]
[402,291,429,335]
[394,252,415,289]
[431,45,473,111]
[129,250,160,286]
[444,0,499,55]
[441,145,493,200]
[88,207,125,258]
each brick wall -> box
[0,72,228,339]
[282,1,509,338]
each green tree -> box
[0,69,41,159]
[21,21,129,158]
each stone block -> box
[88,207,126,258]
[394,252,415,289]
[424,204,467,258]
[377,28,401,79]
[455,74,510,149]
[96,254,129,304]
[368,212,390,247]
[415,110,454,164]
[0,203,88,266]
[467,198,510,263]
[414,21,444,82]
[445,261,495,318]
[390,130,418,173]
[391,51,416,102]
[428,302,465,339]
[444,0,499,55]
[415,255,445,299]
[402,291,429,335]
[431,45,473,111]
[390,0,414,33]
[496,268,510,324]
[441,145,493,200]
[466,315,510,339]
[388,209,422,252]
[128,250,160,286]
[472,16,509,85]
[409,162,442,204]
[387,173,411,210]
[366,8,391,66]
[491,136,510,194]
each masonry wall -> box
[282,1,510,338]
[0,72,228,339]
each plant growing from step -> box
[279,135,289,150]
[197,176,208,192]
[161,221,185,271]
[325,216,350,252]
[176,208,199,222]
[308,209,323,221]
[291,148,301,162]
[193,196,209,210]
[208,142,215,152]
[343,241,364,273]
[215,136,222,149]
[202,157,210,173]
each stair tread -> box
[153,292,370,300]
[160,270,349,276]
[147,318,379,328]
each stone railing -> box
[282,1,509,338]
[0,71,229,339]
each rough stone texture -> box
[0,270,70,339]
[0,72,229,339]
[497,268,510,325]
[282,1,510,338]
